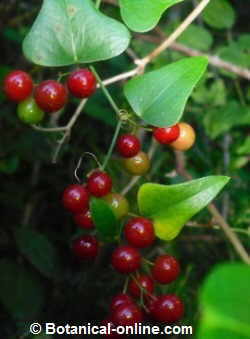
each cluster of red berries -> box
[3,68,96,124]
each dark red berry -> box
[151,255,180,284]
[72,235,99,260]
[4,70,33,102]
[111,245,141,274]
[124,217,155,248]
[128,275,154,298]
[73,209,94,229]
[112,303,143,326]
[110,293,134,313]
[153,125,180,144]
[101,318,122,337]
[151,294,184,323]
[87,170,112,197]
[62,184,89,213]
[116,134,141,158]
[34,80,68,113]
[67,68,96,98]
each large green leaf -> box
[90,198,119,242]
[138,176,229,241]
[202,0,235,30]
[197,263,250,339]
[124,57,208,127]
[15,229,62,280]
[0,259,45,320]
[119,0,183,33]
[23,0,130,67]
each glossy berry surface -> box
[112,303,143,326]
[72,235,99,260]
[67,68,96,98]
[124,217,155,248]
[17,97,44,124]
[123,151,150,176]
[110,293,134,313]
[116,134,141,158]
[170,122,195,151]
[128,275,154,298]
[111,245,141,274]
[151,255,180,284]
[62,184,89,213]
[4,70,33,102]
[103,193,129,219]
[151,294,184,323]
[87,170,112,197]
[34,80,68,113]
[73,209,94,229]
[153,125,180,144]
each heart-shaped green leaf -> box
[124,57,208,127]
[23,0,130,67]
[119,0,183,32]
[197,263,250,339]
[138,176,229,241]
[90,198,119,242]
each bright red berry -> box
[73,209,94,229]
[111,245,141,274]
[116,134,141,158]
[87,170,112,197]
[124,217,155,248]
[112,303,143,326]
[151,255,180,284]
[62,184,89,213]
[110,293,134,313]
[72,235,99,260]
[34,80,68,113]
[67,68,96,98]
[4,70,33,102]
[153,125,180,144]
[150,294,184,323]
[128,275,154,298]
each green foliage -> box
[197,263,250,339]
[124,57,208,127]
[90,198,119,242]
[119,0,183,32]
[137,176,229,241]
[23,0,130,66]
[202,0,236,29]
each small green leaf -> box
[0,259,45,320]
[138,176,229,241]
[23,0,130,67]
[197,263,250,339]
[15,229,62,280]
[90,198,119,242]
[124,57,208,127]
[119,0,183,32]
[202,0,235,30]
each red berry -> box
[110,293,134,313]
[87,170,112,197]
[111,245,141,274]
[112,303,143,326]
[153,125,180,144]
[151,294,184,323]
[73,209,94,229]
[4,70,33,102]
[151,255,180,284]
[129,275,154,298]
[116,134,141,158]
[62,184,89,213]
[34,80,68,113]
[124,217,155,248]
[67,68,96,98]
[72,235,99,260]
